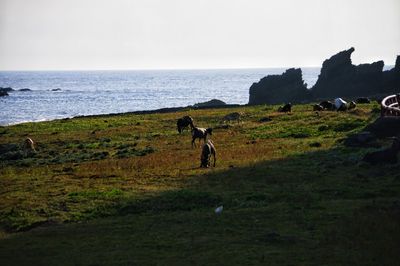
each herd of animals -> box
[277,97,368,114]
[16,97,400,168]
[176,115,216,168]
[176,112,246,167]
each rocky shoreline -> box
[74,99,242,119]
[249,47,400,104]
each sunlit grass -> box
[1,102,399,265]
[0,103,381,229]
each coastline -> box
[1,103,243,127]
[1,57,397,126]
[73,103,243,119]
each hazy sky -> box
[0,0,399,70]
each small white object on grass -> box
[215,205,223,214]
[335,98,347,109]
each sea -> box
[0,68,322,125]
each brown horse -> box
[200,140,216,168]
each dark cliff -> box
[382,55,400,93]
[248,48,399,105]
[311,47,385,98]
[248,68,311,105]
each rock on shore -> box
[312,47,385,98]
[192,99,226,108]
[248,48,399,105]
[248,68,311,105]
[0,87,13,97]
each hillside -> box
[1,103,399,265]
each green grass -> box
[1,103,399,265]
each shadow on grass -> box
[1,145,399,265]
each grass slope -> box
[0,103,399,265]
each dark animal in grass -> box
[192,127,213,148]
[337,101,357,111]
[200,140,216,167]
[362,138,400,164]
[319,101,335,110]
[313,104,324,111]
[222,112,242,123]
[348,101,357,110]
[22,137,36,156]
[356,97,371,104]
[278,103,292,113]
[177,115,194,133]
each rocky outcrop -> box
[311,47,385,98]
[192,99,226,108]
[19,88,31,92]
[247,48,399,105]
[248,68,311,105]
[0,87,12,97]
[382,55,400,93]
[0,87,13,92]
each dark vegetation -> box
[0,103,399,265]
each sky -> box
[0,0,399,70]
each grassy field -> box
[0,103,399,265]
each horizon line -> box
[0,64,396,72]
[0,65,323,72]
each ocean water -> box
[0,68,321,125]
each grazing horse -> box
[313,104,324,111]
[319,101,335,110]
[278,103,292,113]
[177,116,194,134]
[222,112,242,123]
[22,137,36,156]
[348,101,357,110]
[192,127,213,148]
[200,140,216,167]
